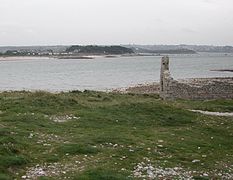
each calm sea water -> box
[0,53,233,92]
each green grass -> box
[0,91,232,179]
[57,144,99,156]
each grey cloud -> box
[181,28,198,34]
[0,0,232,46]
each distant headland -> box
[0,44,233,59]
[0,45,133,59]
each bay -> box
[0,53,232,92]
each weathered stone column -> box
[160,56,170,94]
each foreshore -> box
[0,56,53,61]
[112,82,160,94]
[0,82,161,94]
[0,54,160,61]
[0,77,232,95]
[0,55,112,61]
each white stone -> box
[192,159,200,163]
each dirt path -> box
[190,110,233,117]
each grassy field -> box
[0,91,232,179]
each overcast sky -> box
[0,0,233,46]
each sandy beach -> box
[0,56,53,61]
[0,55,122,61]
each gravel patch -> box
[22,162,85,179]
[133,162,193,179]
[49,114,80,123]
[132,161,233,179]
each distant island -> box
[66,45,134,55]
[0,44,233,59]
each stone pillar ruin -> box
[160,56,170,95]
[160,56,176,100]
[159,56,233,100]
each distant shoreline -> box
[210,69,233,73]
[0,56,54,61]
[0,54,154,61]
[0,56,95,61]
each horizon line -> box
[0,43,233,47]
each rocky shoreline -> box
[112,83,160,94]
[114,77,233,95]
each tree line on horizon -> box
[65,45,134,55]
